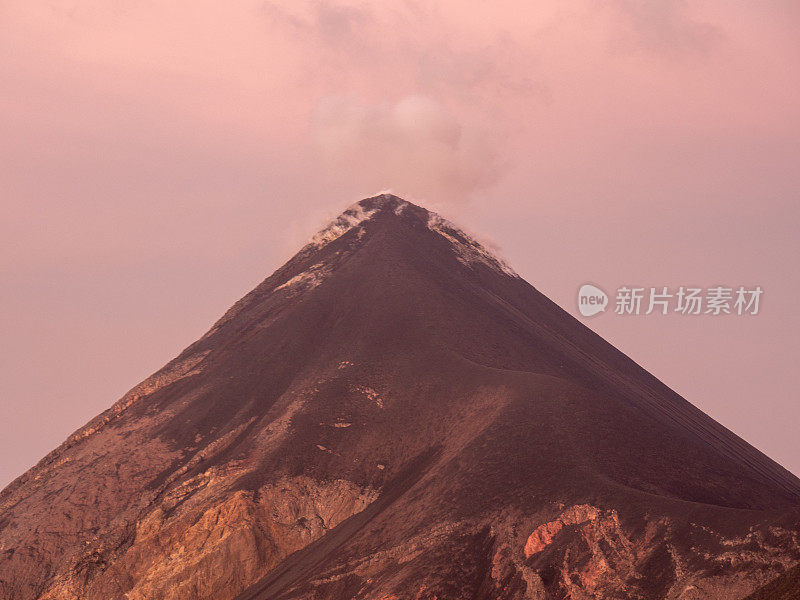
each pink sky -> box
[1,0,798,489]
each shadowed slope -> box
[742,562,800,600]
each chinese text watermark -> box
[578,285,762,317]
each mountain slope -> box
[743,562,800,600]
[1,194,798,600]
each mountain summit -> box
[1,194,798,600]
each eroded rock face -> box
[511,505,800,600]
[2,195,799,600]
[36,476,377,600]
[523,504,603,558]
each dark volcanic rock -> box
[1,194,799,600]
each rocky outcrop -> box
[33,475,376,600]
[511,505,800,600]
[523,504,603,558]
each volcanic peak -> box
[303,193,517,278]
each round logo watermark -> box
[577,284,609,317]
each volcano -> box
[1,194,798,600]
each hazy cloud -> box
[311,94,502,204]
[262,0,372,41]
[605,0,724,56]
[261,0,545,108]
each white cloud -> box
[311,94,502,205]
